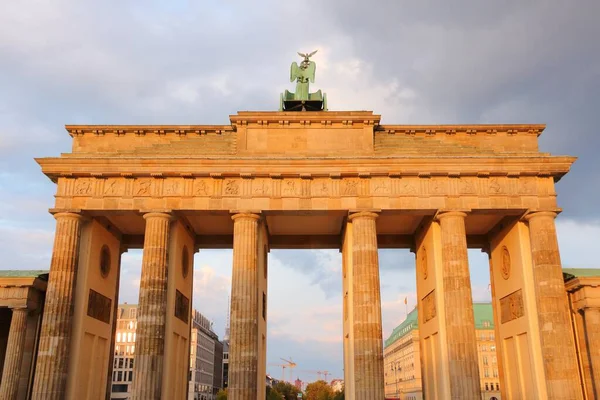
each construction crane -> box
[267,363,288,382]
[296,369,327,381]
[319,370,330,382]
[280,357,297,382]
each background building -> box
[384,303,501,400]
[189,309,223,400]
[111,303,138,399]
[109,305,224,400]
[222,327,229,390]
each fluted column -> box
[131,212,172,400]
[0,307,29,400]
[583,308,600,397]
[437,211,481,399]
[32,212,83,400]
[229,213,260,400]
[525,211,581,399]
[349,211,384,399]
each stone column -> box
[349,211,384,399]
[437,211,481,398]
[525,211,582,398]
[32,212,83,400]
[583,307,600,396]
[131,212,172,400]
[229,213,260,400]
[0,307,29,400]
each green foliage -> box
[332,387,344,400]
[272,381,301,400]
[267,386,284,400]
[305,380,334,400]
[216,388,228,400]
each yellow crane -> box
[280,357,297,382]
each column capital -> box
[231,212,261,222]
[10,306,28,312]
[435,210,468,220]
[52,211,85,221]
[348,211,379,221]
[523,210,558,222]
[142,211,173,221]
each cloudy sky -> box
[1,0,600,383]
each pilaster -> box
[32,212,84,400]
[348,211,384,399]
[0,307,29,400]
[229,212,261,400]
[583,307,600,397]
[131,212,172,400]
[525,211,582,399]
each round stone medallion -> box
[182,245,190,279]
[421,247,428,280]
[501,246,511,280]
[100,245,111,278]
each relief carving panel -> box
[500,289,524,324]
[60,176,547,201]
[423,290,436,323]
[87,289,112,324]
[174,289,189,323]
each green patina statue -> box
[280,50,328,111]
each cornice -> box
[230,111,380,127]
[65,125,235,137]
[377,124,546,137]
[36,155,576,181]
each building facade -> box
[109,305,224,400]
[384,304,501,400]
[189,310,223,400]
[111,304,138,399]
[0,271,47,400]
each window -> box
[117,371,123,381]
[112,384,128,393]
[483,356,488,365]
[116,332,121,342]
[484,368,489,378]
[130,308,137,319]
[493,369,498,377]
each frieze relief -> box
[60,175,547,199]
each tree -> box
[305,380,334,400]
[332,387,344,400]
[216,388,228,400]
[267,386,284,400]
[272,381,301,400]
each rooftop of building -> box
[0,270,48,279]
[563,268,600,281]
[384,302,494,349]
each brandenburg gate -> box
[21,54,584,400]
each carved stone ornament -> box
[100,245,111,278]
[421,247,428,280]
[182,245,190,279]
[501,246,511,280]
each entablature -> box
[37,155,575,182]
